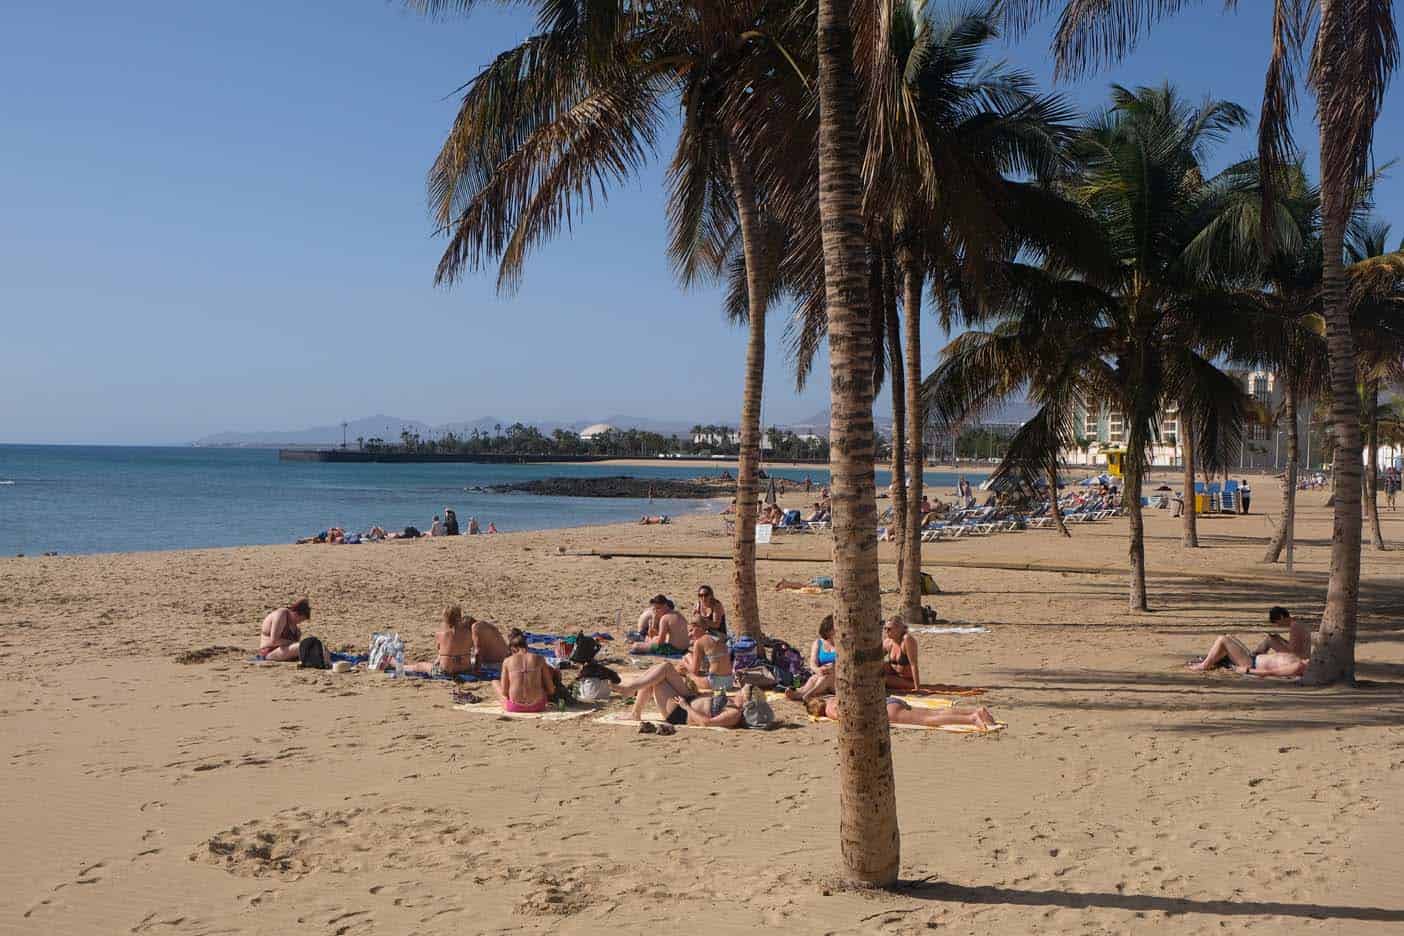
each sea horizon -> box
[0,444,977,557]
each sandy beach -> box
[3,477,1403,935]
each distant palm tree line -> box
[353,422,833,460]
[409,0,1398,887]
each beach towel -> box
[911,625,988,635]
[402,666,499,683]
[595,711,740,733]
[453,702,596,722]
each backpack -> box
[767,640,809,687]
[730,636,760,671]
[568,631,601,664]
[297,636,329,669]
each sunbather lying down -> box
[805,695,998,730]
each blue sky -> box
[2,0,1399,443]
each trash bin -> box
[1194,493,1209,514]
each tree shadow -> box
[898,879,1404,923]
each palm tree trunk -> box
[1126,457,1148,611]
[1305,191,1362,685]
[726,147,767,640]
[900,255,925,622]
[1264,385,1299,562]
[1050,465,1070,536]
[816,0,900,887]
[883,252,908,587]
[1366,381,1385,549]
[1180,412,1199,547]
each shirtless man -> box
[468,616,511,667]
[631,596,690,653]
[404,604,474,676]
[1187,606,1310,677]
[495,632,554,713]
[258,598,311,661]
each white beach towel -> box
[453,703,596,722]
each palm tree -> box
[1345,220,1404,549]
[926,85,1254,611]
[776,2,1078,622]
[815,0,900,888]
[416,0,813,639]
[1000,0,1399,687]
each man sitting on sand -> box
[494,631,553,713]
[1186,606,1310,677]
[632,595,690,653]
[404,604,474,677]
[805,695,998,730]
[468,616,511,668]
[257,598,311,661]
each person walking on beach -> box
[258,598,311,662]
[1239,479,1252,514]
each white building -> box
[578,423,615,441]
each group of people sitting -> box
[297,506,499,544]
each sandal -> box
[655,723,676,736]
[638,722,657,734]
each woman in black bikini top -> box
[694,585,727,634]
[882,618,920,692]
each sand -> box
[3,475,1403,934]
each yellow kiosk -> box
[1103,447,1126,479]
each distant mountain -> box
[192,401,1036,447]
[194,415,432,447]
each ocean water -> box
[0,445,975,556]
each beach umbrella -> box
[765,476,778,506]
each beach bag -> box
[568,631,601,664]
[742,696,776,729]
[297,636,329,670]
[579,660,621,684]
[767,640,809,686]
[730,636,760,671]
[736,666,777,690]
[920,571,941,596]
[574,677,611,702]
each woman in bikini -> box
[785,615,837,702]
[693,585,727,635]
[494,631,553,713]
[679,618,733,692]
[882,618,921,693]
[805,695,997,730]
[404,604,474,676]
[257,598,310,661]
